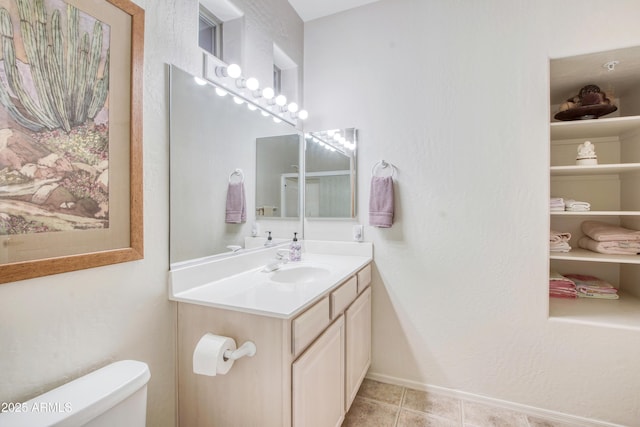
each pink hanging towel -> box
[369,176,394,228]
[225,182,246,224]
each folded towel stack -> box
[563,273,619,299]
[550,229,571,252]
[578,221,640,255]
[550,197,565,212]
[550,197,591,212]
[549,270,577,299]
[564,199,591,212]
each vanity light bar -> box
[305,133,350,154]
[204,55,308,126]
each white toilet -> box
[0,360,150,427]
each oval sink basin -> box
[269,265,331,284]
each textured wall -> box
[304,0,640,425]
[0,1,302,426]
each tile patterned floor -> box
[342,379,583,427]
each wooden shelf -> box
[549,291,640,331]
[550,163,640,176]
[550,116,640,140]
[550,248,640,264]
[550,211,640,216]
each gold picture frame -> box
[0,0,144,284]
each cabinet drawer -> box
[293,296,330,357]
[357,264,372,294]
[331,276,357,319]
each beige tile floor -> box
[342,379,583,427]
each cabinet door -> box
[345,286,371,411]
[292,316,345,427]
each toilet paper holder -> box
[224,341,257,361]
[193,334,257,377]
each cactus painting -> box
[0,0,111,235]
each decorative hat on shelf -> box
[555,84,617,121]
[576,141,597,165]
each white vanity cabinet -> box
[345,286,372,409]
[177,263,372,427]
[292,316,345,427]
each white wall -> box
[304,0,640,425]
[0,1,302,426]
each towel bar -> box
[229,168,244,183]
[371,160,396,177]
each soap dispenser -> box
[264,231,274,247]
[290,232,301,261]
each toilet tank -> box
[0,360,150,427]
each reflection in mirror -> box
[169,65,301,265]
[256,135,300,218]
[304,128,357,218]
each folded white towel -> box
[550,230,571,243]
[564,199,590,211]
[550,197,565,212]
[550,242,571,252]
[550,230,571,252]
[578,236,640,255]
[582,221,640,242]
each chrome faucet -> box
[262,249,291,272]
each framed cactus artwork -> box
[0,0,144,284]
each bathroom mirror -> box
[255,135,300,218]
[304,128,357,218]
[169,65,302,264]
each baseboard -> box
[365,372,626,427]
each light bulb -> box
[273,117,282,123]
[193,76,207,86]
[215,87,227,97]
[297,110,308,120]
[233,96,243,105]
[287,102,299,113]
[275,94,287,106]
[216,63,242,78]
[262,87,275,100]
[261,110,270,117]
[246,77,259,91]
[247,103,257,111]
[227,63,242,79]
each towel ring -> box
[371,160,396,178]
[229,168,244,183]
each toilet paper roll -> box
[193,333,236,376]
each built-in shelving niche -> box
[549,46,640,330]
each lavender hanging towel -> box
[225,182,246,224]
[369,176,394,227]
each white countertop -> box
[169,241,373,319]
